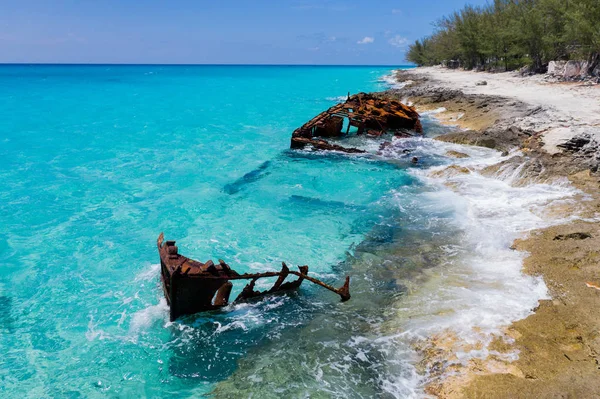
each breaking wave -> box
[372,137,579,396]
[380,69,410,89]
[212,134,581,398]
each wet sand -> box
[392,67,600,398]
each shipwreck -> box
[157,233,351,321]
[291,92,423,153]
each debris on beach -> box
[157,233,351,321]
[291,92,422,153]
[585,281,600,291]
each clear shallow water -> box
[0,65,412,397]
[0,65,578,398]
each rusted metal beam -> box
[290,92,422,152]
[157,234,351,320]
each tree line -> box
[407,0,600,75]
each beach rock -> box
[445,150,470,159]
[436,131,498,150]
[564,60,585,79]
[547,61,567,77]
[429,165,471,178]
[553,232,592,241]
[556,134,592,152]
[547,60,597,79]
[519,65,532,76]
[433,90,463,102]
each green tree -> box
[565,0,600,74]
[406,40,426,66]
[405,0,600,73]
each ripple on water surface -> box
[0,66,580,398]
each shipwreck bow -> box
[157,233,350,321]
[291,92,422,153]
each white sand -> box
[404,66,600,153]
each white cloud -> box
[392,9,402,14]
[357,36,374,45]
[388,35,408,48]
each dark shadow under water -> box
[288,194,366,213]
[223,160,272,195]
[0,296,14,332]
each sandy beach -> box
[393,67,600,398]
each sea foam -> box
[375,137,579,395]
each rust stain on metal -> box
[157,233,351,321]
[291,92,422,153]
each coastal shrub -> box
[407,0,600,74]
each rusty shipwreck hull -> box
[291,92,422,153]
[157,233,350,321]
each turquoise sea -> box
[0,65,569,398]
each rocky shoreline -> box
[388,68,600,398]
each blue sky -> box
[0,0,488,65]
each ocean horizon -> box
[0,63,416,67]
